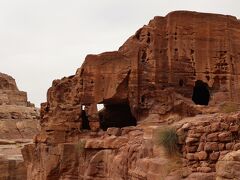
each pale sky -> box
[0,0,239,107]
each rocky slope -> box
[23,11,240,180]
[0,72,39,180]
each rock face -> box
[0,72,32,106]
[0,73,39,180]
[40,10,240,134]
[216,150,240,179]
[23,11,240,179]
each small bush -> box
[220,102,239,113]
[156,127,179,156]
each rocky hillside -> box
[23,11,240,180]
[0,72,39,180]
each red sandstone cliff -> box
[0,72,39,180]
[23,11,240,180]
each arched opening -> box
[81,105,90,130]
[192,80,210,105]
[98,103,137,131]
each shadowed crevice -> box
[192,80,210,105]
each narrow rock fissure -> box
[81,109,90,130]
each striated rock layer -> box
[0,72,39,180]
[0,72,33,106]
[23,11,240,180]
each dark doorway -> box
[98,103,137,131]
[192,80,210,105]
[81,110,90,130]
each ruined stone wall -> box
[176,113,240,174]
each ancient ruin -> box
[0,72,39,179]
[23,11,240,179]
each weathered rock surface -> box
[23,11,240,180]
[25,112,238,180]
[0,72,33,106]
[0,72,39,180]
[0,73,39,139]
[24,125,189,180]
[38,10,240,138]
[0,156,27,180]
[216,150,240,180]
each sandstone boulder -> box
[216,150,240,179]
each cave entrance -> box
[192,80,210,105]
[98,103,137,131]
[81,105,90,130]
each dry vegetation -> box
[155,126,179,156]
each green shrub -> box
[220,102,239,113]
[156,127,179,156]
